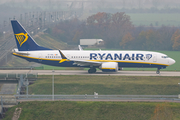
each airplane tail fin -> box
[11,20,51,51]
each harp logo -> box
[15,33,28,47]
[146,54,152,60]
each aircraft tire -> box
[93,68,96,73]
[88,68,96,73]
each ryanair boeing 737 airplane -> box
[11,20,175,74]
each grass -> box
[28,75,180,95]
[3,101,180,120]
[127,13,180,26]
[34,65,65,70]
[34,33,68,50]
[4,75,180,119]
[81,13,180,26]
[2,56,31,67]
[33,65,85,70]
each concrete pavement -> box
[0,70,180,76]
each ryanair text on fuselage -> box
[90,53,152,61]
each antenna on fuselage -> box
[78,45,83,51]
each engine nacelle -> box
[100,62,118,72]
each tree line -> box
[46,12,180,51]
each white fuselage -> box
[13,49,175,70]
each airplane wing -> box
[59,50,101,66]
[71,59,101,66]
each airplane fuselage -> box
[13,49,175,69]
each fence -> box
[14,94,180,101]
[0,73,37,79]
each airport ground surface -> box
[1,70,180,119]
[0,70,180,76]
[1,70,180,104]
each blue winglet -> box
[59,50,67,59]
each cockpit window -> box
[162,56,169,58]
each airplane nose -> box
[169,58,176,65]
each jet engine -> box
[100,62,118,72]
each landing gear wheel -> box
[156,69,160,74]
[88,68,96,73]
[92,68,96,73]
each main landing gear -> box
[156,68,160,74]
[88,68,96,73]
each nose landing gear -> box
[156,68,160,74]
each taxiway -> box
[0,70,180,76]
